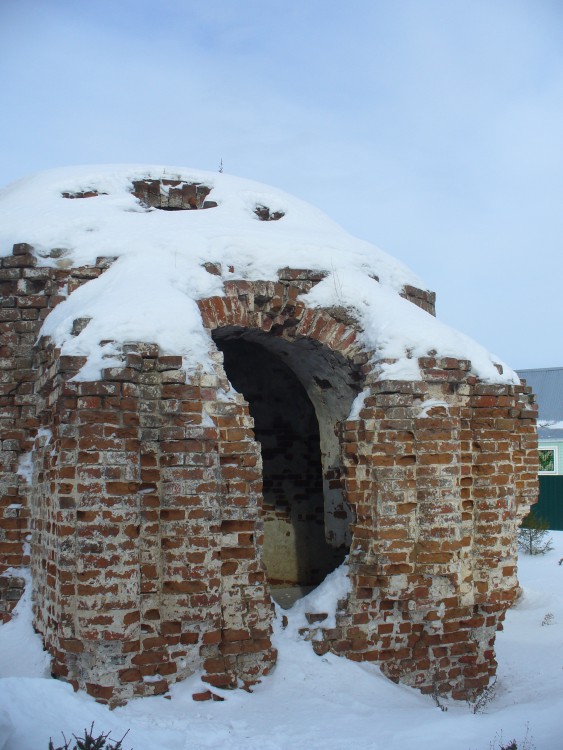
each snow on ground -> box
[0,166,516,385]
[1,533,562,750]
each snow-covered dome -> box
[0,165,516,384]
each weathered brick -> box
[0,265,536,709]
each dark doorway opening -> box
[215,336,346,591]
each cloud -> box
[0,0,562,368]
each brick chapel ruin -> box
[0,167,538,706]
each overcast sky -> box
[1,0,561,370]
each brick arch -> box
[196,278,366,364]
[196,277,374,619]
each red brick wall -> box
[0,243,537,704]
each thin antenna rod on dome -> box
[219,158,223,173]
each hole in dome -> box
[254,204,285,221]
[131,179,216,211]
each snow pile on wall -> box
[0,165,516,384]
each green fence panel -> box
[536,476,563,531]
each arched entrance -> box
[212,326,363,604]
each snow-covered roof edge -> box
[0,165,518,385]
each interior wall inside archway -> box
[212,327,363,586]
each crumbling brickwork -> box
[0,241,538,706]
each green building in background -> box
[517,367,563,530]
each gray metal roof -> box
[517,367,563,422]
